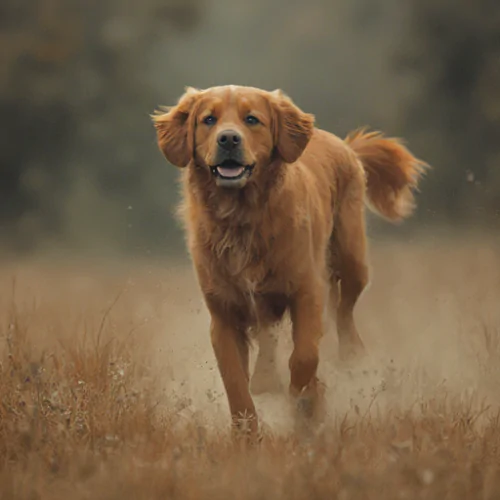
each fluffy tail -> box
[345,128,429,222]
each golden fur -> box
[152,85,428,438]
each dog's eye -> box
[203,115,217,126]
[245,115,260,125]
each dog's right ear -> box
[151,87,201,168]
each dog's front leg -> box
[288,279,326,421]
[209,311,258,439]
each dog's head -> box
[152,85,315,188]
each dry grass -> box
[0,237,499,499]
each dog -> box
[152,85,428,438]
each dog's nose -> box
[217,130,241,151]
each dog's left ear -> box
[271,89,315,164]
[151,87,201,168]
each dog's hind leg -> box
[331,172,369,362]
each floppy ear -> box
[271,89,315,164]
[151,87,201,167]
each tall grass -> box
[0,241,498,499]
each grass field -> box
[0,236,499,499]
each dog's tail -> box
[345,128,429,222]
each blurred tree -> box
[396,0,500,224]
[0,0,204,254]
[2,0,499,256]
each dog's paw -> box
[289,378,326,427]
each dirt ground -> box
[0,234,499,499]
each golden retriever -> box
[152,85,428,438]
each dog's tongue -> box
[217,166,244,178]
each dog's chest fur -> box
[185,175,298,325]
[200,218,293,326]
[211,222,279,292]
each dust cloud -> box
[141,236,500,434]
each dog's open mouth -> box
[210,160,254,186]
